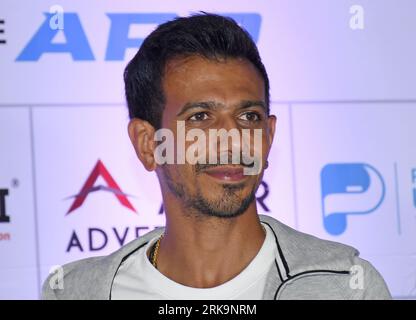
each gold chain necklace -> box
[151,225,266,269]
[151,233,164,268]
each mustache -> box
[195,156,256,173]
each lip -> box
[202,166,248,182]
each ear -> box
[128,118,157,171]
[266,114,277,149]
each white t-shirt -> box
[111,222,277,300]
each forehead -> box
[161,55,265,120]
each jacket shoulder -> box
[41,256,103,300]
[347,256,392,299]
[260,214,359,273]
[41,226,164,300]
[259,215,392,299]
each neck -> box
[152,197,266,288]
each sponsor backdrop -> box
[0,0,415,299]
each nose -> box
[217,115,239,132]
[209,116,242,165]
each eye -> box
[239,111,261,122]
[188,112,209,121]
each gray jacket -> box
[42,214,392,300]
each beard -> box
[188,182,257,218]
[161,165,258,219]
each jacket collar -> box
[259,215,357,299]
[260,214,357,278]
[56,214,357,300]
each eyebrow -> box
[176,100,267,117]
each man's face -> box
[157,55,276,219]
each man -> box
[42,13,391,300]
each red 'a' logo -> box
[66,160,136,215]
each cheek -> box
[164,164,187,180]
[175,164,198,184]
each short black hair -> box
[124,12,270,129]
